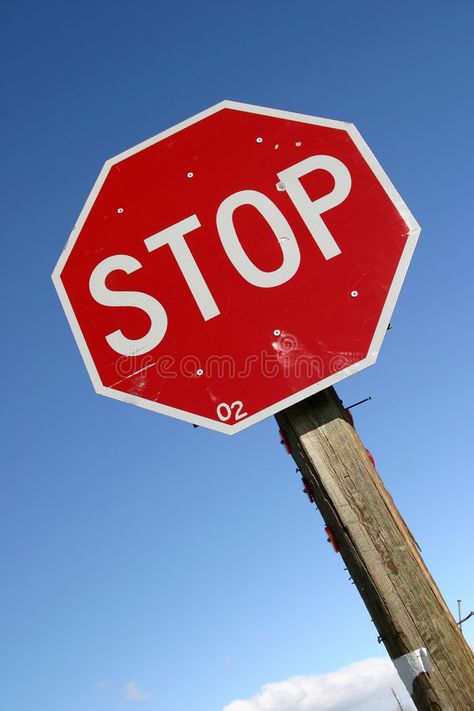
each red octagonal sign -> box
[53,101,419,433]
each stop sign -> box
[52,101,419,433]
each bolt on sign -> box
[52,101,419,433]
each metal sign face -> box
[52,101,419,434]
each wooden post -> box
[275,387,474,711]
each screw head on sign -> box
[295,141,302,147]
[117,208,124,213]
[187,172,194,178]
[276,181,286,191]
[351,290,359,297]
[256,137,263,143]
[196,369,204,376]
[273,329,281,336]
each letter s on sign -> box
[89,254,168,356]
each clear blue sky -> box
[1,2,473,710]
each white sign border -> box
[52,100,420,435]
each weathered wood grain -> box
[276,387,474,711]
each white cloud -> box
[122,681,151,702]
[222,657,416,711]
